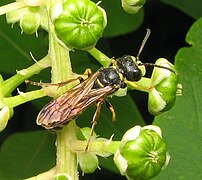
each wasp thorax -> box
[117,55,142,81]
[98,68,122,86]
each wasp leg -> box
[85,99,104,151]
[76,68,92,84]
[26,69,93,87]
[105,98,116,121]
[25,76,83,87]
[110,58,117,67]
[83,68,92,76]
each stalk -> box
[48,16,79,179]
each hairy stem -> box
[4,89,47,108]
[48,21,79,178]
[72,139,121,155]
[0,1,26,15]
[87,47,111,67]
[2,55,50,97]
[127,77,152,93]
[0,0,41,15]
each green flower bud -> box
[122,0,146,14]
[6,5,48,35]
[6,8,28,24]
[114,125,169,180]
[0,105,14,132]
[20,7,40,34]
[54,0,107,50]
[148,58,179,115]
[53,173,72,180]
[76,127,99,173]
[0,76,14,131]
[77,152,99,173]
[113,87,127,97]
[0,74,3,83]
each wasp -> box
[28,55,144,131]
[26,29,175,150]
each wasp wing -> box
[36,72,116,129]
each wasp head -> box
[116,55,142,82]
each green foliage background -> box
[0,0,202,179]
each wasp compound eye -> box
[117,55,142,81]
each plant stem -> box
[48,22,78,178]
[0,1,26,15]
[87,47,111,67]
[2,55,51,97]
[4,88,47,108]
[56,122,79,179]
[0,0,42,15]
[127,77,152,93]
[71,140,121,155]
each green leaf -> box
[160,0,202,19]
[0,131,55,179]
[153,17,202,179]
[97,0,144,37]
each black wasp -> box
[35,54,143,129]
[27,29,175,149]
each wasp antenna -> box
[138,62,177,74]
[136,28,151,61]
